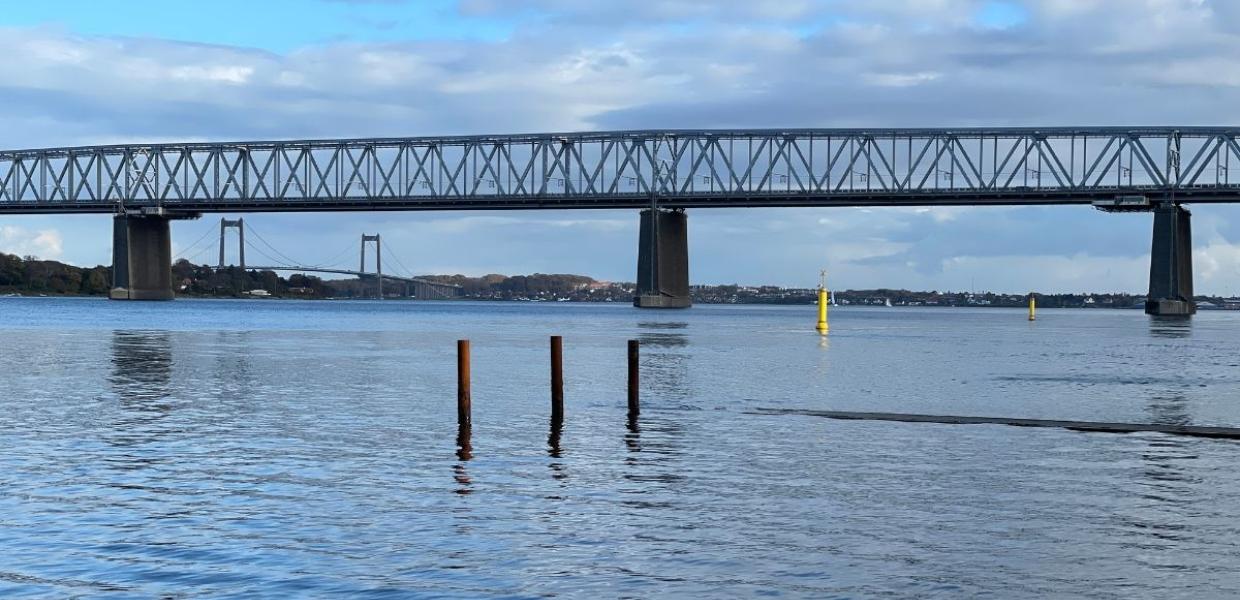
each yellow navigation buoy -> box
[816,270,829,335]
[1028,294,1036,321]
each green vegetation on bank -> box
[171,261,333,297]
[0,253,1233,309]
[0,253,111,295]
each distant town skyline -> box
[4,1,1240,294]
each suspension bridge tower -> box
[361,234,382,299]
[218,218,245,270]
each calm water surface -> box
[1,298,1239,598]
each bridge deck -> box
[5,128,1240,213]
[244,266,460,289]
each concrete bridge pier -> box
[634,208,691,308]
[1145,203,1195,316]
[110,213,174,301]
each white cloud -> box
[168,65,255,84]
[937,253,1149,293]
[1194,241,1240,292]
[863,71,942,87]
[5,2,1240,292]
[376,214,632,237]
[0,226,64,260]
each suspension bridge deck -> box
[246,266,459,291]
[171,219,459,298]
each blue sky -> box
[2,0,517,51]
[3,0,1240,294]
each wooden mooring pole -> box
[457,339,471,427]
[627,339,640,418]
[550,336,564,424]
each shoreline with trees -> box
[0,253,1233,309]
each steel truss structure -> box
[3,127,1240,214]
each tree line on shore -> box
[0,254,620,300]
[0,252,1224,308]
[0,253,111,295]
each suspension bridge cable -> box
[173,225,217,261]
[243,223,305,267]
[246,227,304,267]
[386,251,418,278]
[232,222,361,272]
[178,243,216,266]
[309,240,359,270]
[241,237,294,268]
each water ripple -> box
[0,300,1238,596]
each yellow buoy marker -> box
[1028,294,1036,321]
[816,270,829,335]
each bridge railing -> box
[3,128,1240,208]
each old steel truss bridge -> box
[3,127,1240,213]
[7,127,1233,314]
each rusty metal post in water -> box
[457,339,471,427]
[456,423,473,462]
[627,339,639,418]
[550,336,564,424]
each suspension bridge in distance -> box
[176,217,461,299]
[8,127,1240,313]
[242,265,461,299]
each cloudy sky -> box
[4,0,1240,293]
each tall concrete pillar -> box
[110,214,174,301]
[634,208,690,308]
[1145,203,1195,316]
